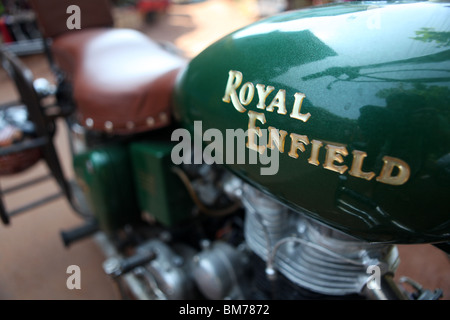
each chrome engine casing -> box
[241,181,400,296]
[192,240,251,300]
[100,167,402,300]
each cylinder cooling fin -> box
[242,183,400,296]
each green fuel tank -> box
[173,1,450,243]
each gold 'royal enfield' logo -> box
[222,70,411,186]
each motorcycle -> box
[0,0,449,301]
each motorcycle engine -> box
[100,161,400,300]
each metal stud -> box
[85,118,94,128]
[146,117,155,127]
[159,112,168,122]
[104,121,113,132]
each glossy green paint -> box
[73,144,141,232]
[173,1,450,243]
[130,141,194,227]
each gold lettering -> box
[288,133,309,159]
[267,126,288,153]
[308,139,323,166]
[376,156,410,186]
[247,110,267,154]
[266,89,288,115]
[290,92,311,122]
[349,150,375,180]
[256,84,275,110]
[222,70,246,113]
[222,71,412,186]
[324,144,348,174]
[239,82,255,106]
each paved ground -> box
[0,0,448,300]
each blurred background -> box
[0,0,448,300]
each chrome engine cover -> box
[241,182,400,296]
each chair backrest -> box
[0,48,75,224]
[29,0,114,39]
[0,48,46,134]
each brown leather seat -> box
[30,0,186,134]
[52,28,186,134]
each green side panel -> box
[73,144,141,232]
[130,141,193,227]
[173,1,450,243]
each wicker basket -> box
[0,124,42,175]
[0,146,42,176]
